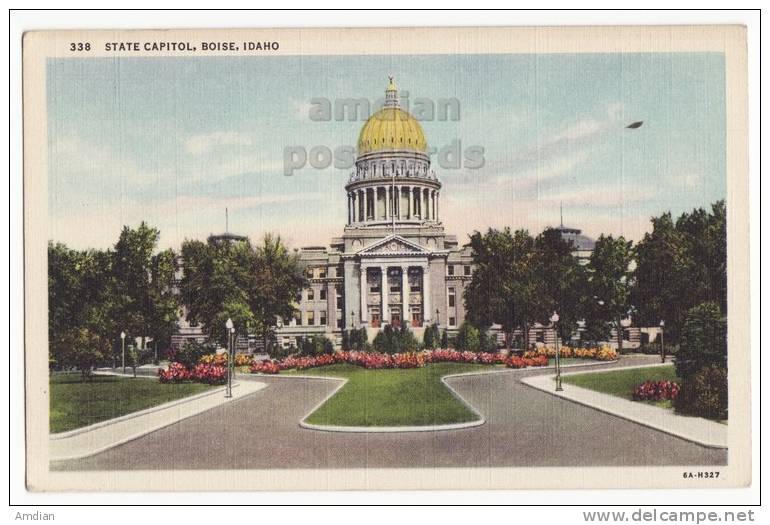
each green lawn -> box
[283,363,491,427]
[50,373,216,433]
[561,365,680,408]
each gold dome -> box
[357,79,427,156]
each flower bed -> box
[198,352,253,367]
[158,361,227,385]
[632,379,680,401]
[249,348,553,374]
[523,345,618,362]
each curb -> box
[520,370,727,450]
[51,382,234,439]
[49,381,267,461]
[247,359,622,433]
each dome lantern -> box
[384,75,399,107]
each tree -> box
[632,202,727,345]
[533,228,587,343]
[249,234,307,348]
[180,233,306,346]
[585,235,634,352]
[180,236,256,345]
[51,327,110,379]
[465,228,545,350]
[111,223,178,354]
[146,248,179,356]
[675,302,727,379]
[48,242,115,364]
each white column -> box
[436,191,440,221]
[381,266,389,323]
[385,186,391,220]
[422,265,431,326]
[360,266,367,323]
[348,193,353,224]
[396,186,401,219]
[401,266,409,324]
[423,189,429,220]
[363,189,369,222]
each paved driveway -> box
[51,356,726,470]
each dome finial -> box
[384,75,399,107]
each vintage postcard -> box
[23,25,750,491]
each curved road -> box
[51,355,726,470]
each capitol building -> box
[273,79,475,348]
[174,79,625,352]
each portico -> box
[353,235,433,328]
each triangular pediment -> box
[357,235,430,256]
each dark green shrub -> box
[298,335,335,356]
[676,302,727,379]
[455,321,480,352]
[675,363,727,420]
[347,327,368,351]
[423,323,439,349]
[479,329,497,353]
[173,340,216,368]
[373,323,419,354]
[637,343,678,356]
[266,342,293,360]
[440,329,449,349]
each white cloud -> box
[183,131,253,155]
[550,118,605,143]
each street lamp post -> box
[435,308,440,326]
[551,312,563,391]
[620,316,632,354]
[659,320,666,363]
[225,318,234,398]
[120,331,126,374]
[350,310,355,329]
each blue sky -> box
[47,53,726,250]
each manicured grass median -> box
[50,373,216,433]
[283,363,490,427]
[562,365,679,406]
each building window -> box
[307,288,314,301]
[447,265,455,276]
[449,316,456,327]
[306,267,314,279]
[336,311,343,329]
[319,311,327,326]
[623,329,631,341]
[307,311,315,325]
[320,288,327,300]
[536,331,545,343]
[464,265,471,276]
[294,311,302,326]
[318,268,327,278]
[448,287,456,308]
